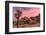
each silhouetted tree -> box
[15,10,22,27]
[35,14,40,23]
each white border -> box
[9,3,43,32]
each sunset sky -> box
[13,7,40,21]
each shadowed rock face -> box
[13,14,40,28]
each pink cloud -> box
[20,8,40,19]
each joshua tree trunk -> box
[17,18,19,28]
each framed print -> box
[5,1,45,34]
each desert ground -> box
[13,14,40,28]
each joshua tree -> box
[35,14,40,23]
[15,10,22,28]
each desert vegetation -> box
[13,10,40,28]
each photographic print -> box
[5,1,45,34]
[13,7,40,28]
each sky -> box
[13,7,40,21]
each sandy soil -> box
[13,23,40,28]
